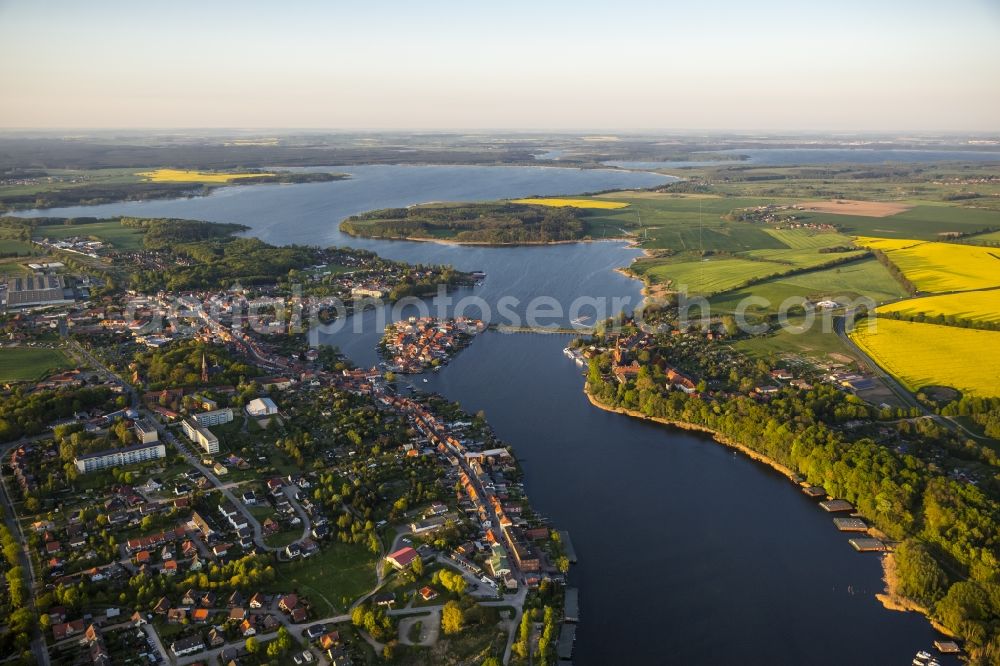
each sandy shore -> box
[877,552,957,636]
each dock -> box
[849,537,887,552]
[833,517,868,532]
[557,624,577,660]
[934,640,960,654]
[564,587,579,623]
[558,530,578,563]
[820,499,854,512]
[802,485,826,498]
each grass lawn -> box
[265,529,302,549]
[735,323,862,365]
[0,347,72,382]
[269,541,377,615]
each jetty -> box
[849,537,887,552]
[819,499,854,512]
[492,324,592,335]
[934,640,960,654]
[802,485,826,498]
[564,587,580,623]
[558,530,578,563]
[558,624,577,660]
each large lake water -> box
[22,165,952,664]
[604,147,1000,170]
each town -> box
[379,318,485,374]
[0,215,570,666]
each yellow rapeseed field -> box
[877,289,1000,324]
[510,198,629,209]
[138,169,273,183]
[854,237,1000,292]
[850,318,1000,396]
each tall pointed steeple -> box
[201,352,209,383]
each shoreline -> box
[581,384,948,638]
[583,386,799,480]
[339,232,631,247]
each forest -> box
[341,203,589,244]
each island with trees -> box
[340,202,590,244]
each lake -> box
[18,164,670,249]
[604,147,1000,170]
[21,164,951,664]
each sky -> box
[1,0,999,131]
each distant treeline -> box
[0,138,537,170]
[341,203,589,244]
[0,181,200,211]
[877,309,1000,332]
[0,171,344,212]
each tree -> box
[411,556,424,578]
[274,626,292,653]
[441,600,464,635]
[245,636,259,654]
[895,539,948,606]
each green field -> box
[631,255,784,294]
[630,226,868,296]
[0,238,35,254]
[584,194,791,250]
[761,228,856,249]
[0,347,72,383]
[267,541,377,615]
[964,229,1000,245]
[0,257,32,275]
[0,168,144,199]
[798,204,1000,240]
[708,257,909,312]
[33,220,145,250]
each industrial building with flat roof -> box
[74,442,166,474]
[3,273,74,309]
